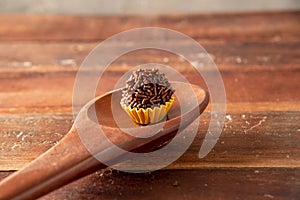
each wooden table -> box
[0,11,299,199]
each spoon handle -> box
[0,128,105,200]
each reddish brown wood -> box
[2,168,298,200]
[0,83,208,199]
[0,12,299,42]
[43,168,300,200]
[1,111,299,171]
[0,12,299,199]
[0,69,299,114]
[0,42,299,69]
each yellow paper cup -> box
[121,95,175,125]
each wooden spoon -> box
[0,82,208,200]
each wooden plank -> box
[0,41,299,69]
[0,12,299,42]
[1,111,299,170]
[0,114,72,170]
[0,69,299,114]
[0,12,299,200]
[1,168,299,200]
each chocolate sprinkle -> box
[121,68,175,110]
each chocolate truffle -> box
[120,68,175,125]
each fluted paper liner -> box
[121,95,175,125]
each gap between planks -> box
[1,111,299,170]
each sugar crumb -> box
[225,115,232,121]
[264,194,274,199]
[236,56,242,64]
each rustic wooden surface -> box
[0,11,299,199]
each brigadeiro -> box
[120,68,175,125]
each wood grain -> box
[1,111,299,170]
[0,11,299,42]
[0,82,208,199]
[1,168,299,200]
[0,11,299,199]
[0,69,299,114]
[0,41,299,69]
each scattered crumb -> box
[60,59,76,66]
[225,115,232,121]
[163,57,169,63]
[286,154,290,158]
[172,180,179,187]
[204,183,208,187]
[242,114,246,119]
[42,140,56,145]
[11,61,33,67]
[98,172,104,177]
[244,116,267,134]
[73,44,84,51]
[221,141,225,144]
[21,135,28,141]
[236,56,242,64]
[11,143,20,150]
[254,170,259,174]
[264,194,274,199]
[23,61,32,67]
[110,179,114,185]
[54,132,63,137]
[16,131,23,138]
[220,151,227,154]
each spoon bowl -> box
[0,82,208,200]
